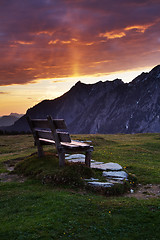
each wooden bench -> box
[27,115,93,167]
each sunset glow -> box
[0,0,160,116]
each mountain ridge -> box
[0,113,24,127]
[1,65,160,134]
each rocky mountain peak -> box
[149,65,160,78]
[1,65,160,134]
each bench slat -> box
[39,138,55,144]
[36,129,71,143]
[57,132,71,143]
[36,129,54,141]
[32,119,49,129]
[53,119,67,129]
[32,119,67,130]
[39,138,92,150]
[61,141,92,150]
[71,140,91,147]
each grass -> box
[14,152,94,188]
[0,181,159,240]
[0,133,160,239]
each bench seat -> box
[27,115,93,167]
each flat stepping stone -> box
[66,154,96,164]
[106,179,124,184]
[104,162,122,170]
[87,181,114,188]
[111,177,125,181]
[85,178,99,181]
[91,162,122,171]
[65,154,85,160]
[67,159,85,163]
[91,161,105,165]
[103,171,128,179]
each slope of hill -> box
[0,113,24,127]
[2,65,160,134]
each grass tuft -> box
[14,152,94,188]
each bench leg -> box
[85,150,91,167]
[58,151,65,167]
[37,144,44,157]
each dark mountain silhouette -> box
[0,113,24,127]
[2,65,160,134]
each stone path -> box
[1,153,160,199]
[66,154,160,199]
[66,154,129,188]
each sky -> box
[0,0,160,116]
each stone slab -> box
[111,177,126,181]
[104,162,122,170]
[67,159,85,163]
[65,154,85,160]
[91,162,122,171]
[91,161,105,165]
[103,171,128,179]
[87,181,114,188]
[106,179,124,184]
[85,178,99,181]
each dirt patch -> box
[125,184,160,200]
[0,172,26,183]
[0,156,27,183]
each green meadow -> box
[0,133,160,240]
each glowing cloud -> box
[0,0,160,87]
[99,31,126,39]
[14,41,34,45]
[124,24,153,33]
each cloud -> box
[0,92,9,94]
[0,0,160,86]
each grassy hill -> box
[0,134,160,239]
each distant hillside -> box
[0,113,24,127]
[1,65,160,134]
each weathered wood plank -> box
[39,138,55,144]
[36,129,54,141]
[38,132,71,144]
[70,140,91,147]
[32,119,49,129]
[53,119,67,129]
[61,141,93,150]
[57,132,71,142]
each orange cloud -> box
[35,31,54,36]
[61,40,71,44]
[14,41,34,45]
[48,39,71,45]
[48,39,59,45]
[48,38,95,46]
[124,23,153,33]
[85,42,95,46]
[99,31,126,39]
[99,23,153,40]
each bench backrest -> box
[27,115,71,149]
